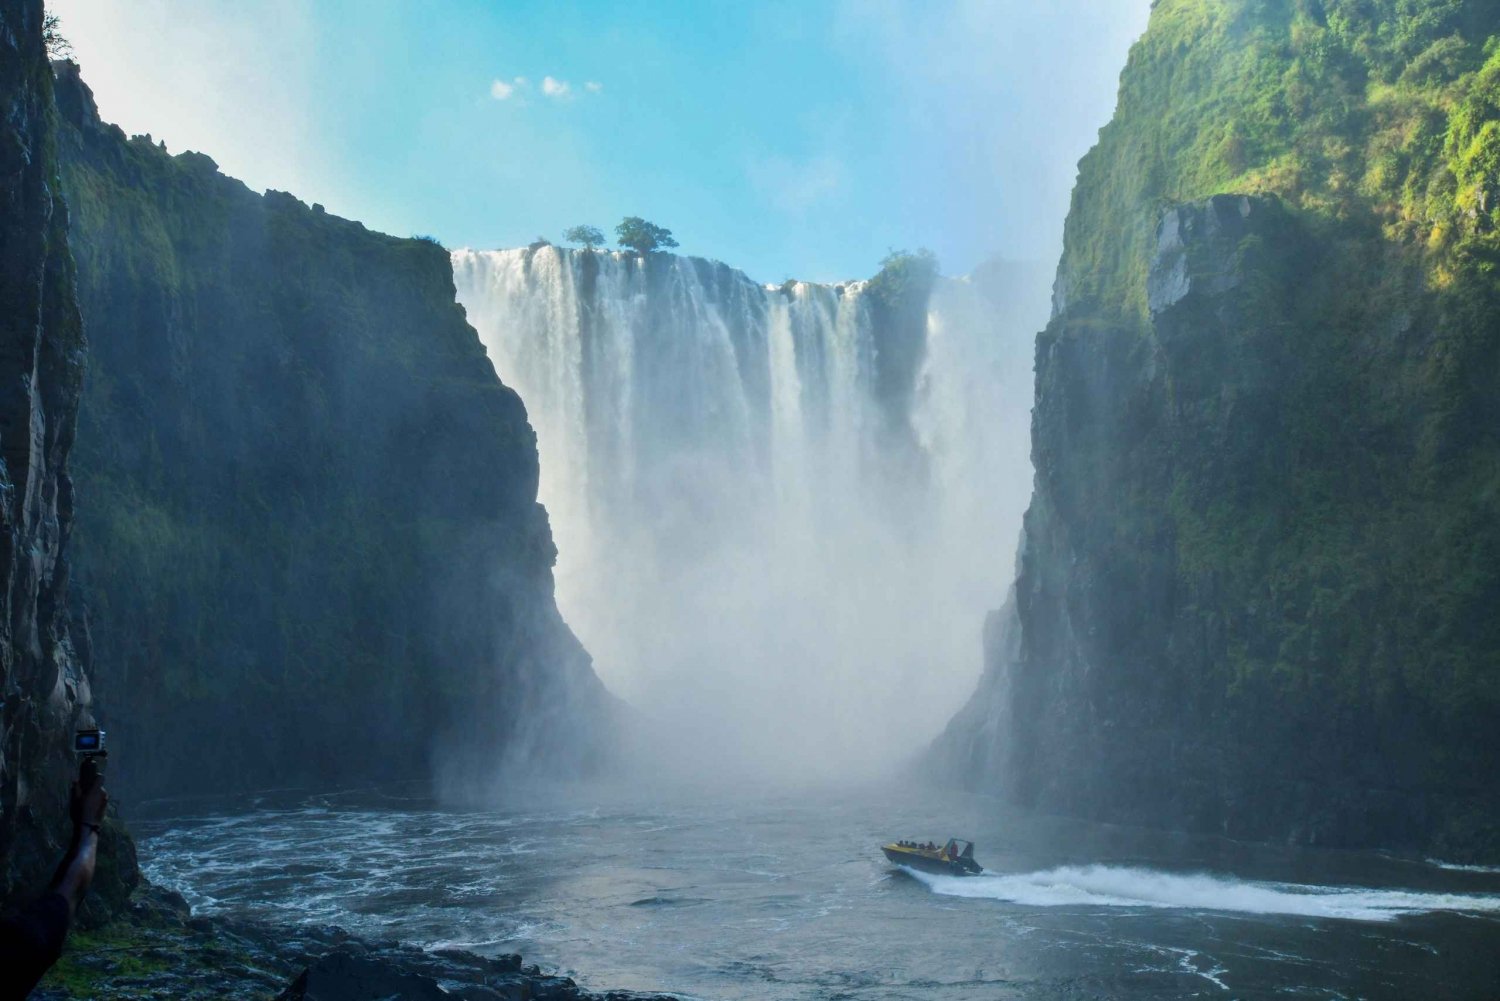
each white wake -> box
[902,864,1500,922]
[1426,858,1500,874]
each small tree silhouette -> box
[44,12,72,58]
[615,217,678,255]
[563,224,606,249]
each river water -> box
[134,786,1500,999]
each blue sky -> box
[51,0,1150,284]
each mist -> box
[18,3,1500,997]
[44,0,1157,794]
[451,249,1048,786]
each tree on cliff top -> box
[44,12,72,58]
[563,224,606,249]
[616,217,678,254]
[865,248,939,310]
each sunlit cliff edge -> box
[933,0,1500,861]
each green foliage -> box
[615,216,678,254]
[1040,0,1500,853]
[54,95,561,796]
[43,12,71,58]
[864,248,939,309]
[1057,0,1500,320]
[38,899,279,999]
[563,224,605,248]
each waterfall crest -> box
[452,246,1037,781]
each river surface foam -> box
[135,787,1500,1000]
[904,864,1500,922]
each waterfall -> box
[452,246,1038,781]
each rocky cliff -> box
[935,0,1500,860]
[0,0,134,913]
[50,64,614,802]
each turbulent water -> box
[451,248,1037,779]
[137,790,1500,999]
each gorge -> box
[2,0,1498,997]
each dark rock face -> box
[0,0,135,912]
[34,885,678,1000]
[933,0,1500,862]
[49,63,614,801]
[934,189,1500,858]
[277,946,678,1001]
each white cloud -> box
[490,74,597,105]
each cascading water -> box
[451,246,1039,781]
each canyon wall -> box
[935,0,1500,860]
[0,0,133,913]
[52,65,614,802]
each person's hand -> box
[69,772,108,831]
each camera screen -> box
[75,731,101,751]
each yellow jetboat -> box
[881,838,982,876]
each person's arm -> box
[0,764,108,998]
[48,761,108,918]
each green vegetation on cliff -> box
[1061,0,1500,318]
[943,0,1500,859]
[615,216,679,254]
[52,64,610,799]
[0,1,136,913]
[1067,0,1500,717]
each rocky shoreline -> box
[37,885,681,1001]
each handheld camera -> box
[74,728,107,790]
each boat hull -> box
[882,846,979,877]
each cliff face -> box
[0,1,134,912]
[51,65,613,801]
[936,0,1500,860]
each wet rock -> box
[277,949,452,1001]
[0,0,135,916]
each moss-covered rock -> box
[935,0,1500,860]
[36,884,681,1001]
[51,63,614,802]
[0,0,136,913]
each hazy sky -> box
[49,0,1150,283]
